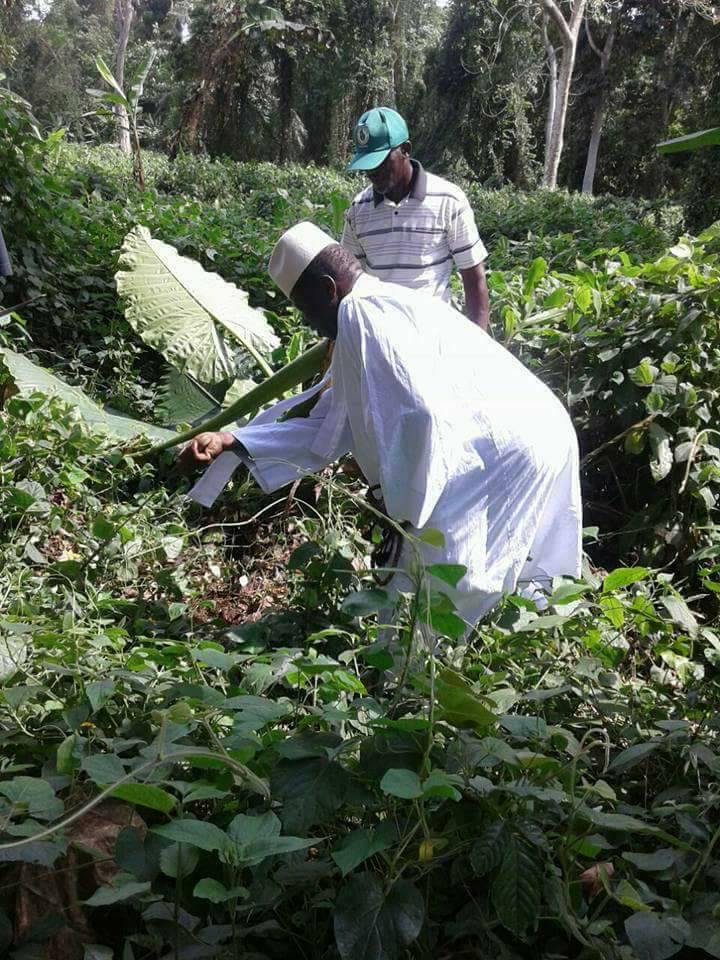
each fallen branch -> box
[581,413,658,466]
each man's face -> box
[290,275,339,339]
[366,143,411,196]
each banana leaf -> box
[657,126,720,154]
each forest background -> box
[2,0,720,221]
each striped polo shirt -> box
[340,161,487,301]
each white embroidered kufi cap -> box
[268,221,336,298]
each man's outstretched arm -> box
[460,263,490,331]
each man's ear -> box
[401,141,412,157]
[322,274,338,302]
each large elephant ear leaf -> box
[115,226,279,384]
[0,348,176,444]
[156,365,223,428]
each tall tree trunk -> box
[582,101,606,194]
[114,0,133,154]
[542,12,558,159]
[540,0,587,189]
[581,13,618,194]
[390,0,405,107]
[277,48,293,163]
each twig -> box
[581,413,658,466]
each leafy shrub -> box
[490,225,720,576]
[1,395,719,959]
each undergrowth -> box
[0,88,719,960]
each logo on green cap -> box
[355,123,370,147]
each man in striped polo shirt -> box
[341,107,489,330]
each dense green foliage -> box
[3,1,720,221]
[2,87,720,960]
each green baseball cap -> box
[348,107,410,171]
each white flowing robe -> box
[191,275,582,627]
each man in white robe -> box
[184,222,582,628]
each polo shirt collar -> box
[372,160,428,206]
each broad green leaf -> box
[600,595,625,627]
[575,284,593,312]
[624,912,690,960]
[471,821,509,877]
[116,226,279,383]
[56,734,78,775]
[94,56,125,98]
[688,914,720,958]
[82,753,126,786]
[86,679,115,713]
[524,257,547,297]
[491,839,542,936]
[0,777,63,821]
[271,756,348,833]
[193,878,248,903]
[223,377,258,409]
[152,819,228,852]
[156,364,221,427]
[0,348,176,443]
[517,613,573,632]
[111,783,176,814]
[227,694,291,734]
[115,827,148,881]
[84,880,151,907]
[192,646,239,671]
[630,360,656,386]
[380,768,423,800]
[341,589,390,617]
[542,287,567,308]
[127,45,157,110]
[428,607,467,639]
[0,632,29,682]
[91,516,116,541]
[550,582,589,605]
[585,810,690,849]
[226,811,312,866]
[660,595,699,637]
[422,769,461,801]
[657,126,720,154]
[159,842,199,878]
[417,528,445,548]
[607,741,659,773]
[602,567,650,592]
[622,849,678,872]
[331,823,397,876]
[425,563,466,588]
[334,873,424,960]
[500,715,548,739]
[436,669,496,731]
[0,840,64,867]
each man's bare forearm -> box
[460,264,490,331]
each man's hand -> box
[178,431,236,474]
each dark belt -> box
[366,484,409,586]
